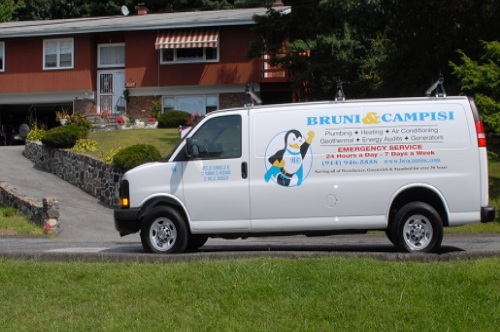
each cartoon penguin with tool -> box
[264,129,315,186]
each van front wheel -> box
[140,206,188,254]
[391,202,443,253]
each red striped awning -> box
[155,28,219,49]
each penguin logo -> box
[264,129,315,187]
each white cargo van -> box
[114,96,495,253]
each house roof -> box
[0,6,290,39]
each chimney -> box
[272,0,284,6]
[137,3,148,15]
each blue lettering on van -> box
[307,111,454,126]
[201,165,231,181]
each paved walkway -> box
[0,146,131,243]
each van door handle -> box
[241,162,248,179]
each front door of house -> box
[97,70,125,114]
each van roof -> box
[209,96,470,116]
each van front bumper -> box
[114,208,141,236]
[481,206,496,223]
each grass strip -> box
[0,206,43,236]
[1,257,499,331]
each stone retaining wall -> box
[23,141,123,207]
[0,181,44,226]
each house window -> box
[160,47,219,64]
[44,38,74,70]
[162,95,219,115]
[0,42,4,72]
[98,43,125,68]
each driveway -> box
[0,146,130,243]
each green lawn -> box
[0,206,43,236]
[1,257,499,331]
[87,128,181,159]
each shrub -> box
[41,125,89,148]
[65,112,92,130]
[72,139,99,153]
[113,144,162,171]
[27,127,47,141]
[157,110,190,128]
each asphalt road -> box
[1,145,500,262]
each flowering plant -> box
[116,116,126,125]
[95,110,110,123]
[55,109,69,121]
[101,110,110,122]
[147,117,157,124]
[187,113,201,126]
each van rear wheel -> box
[391,202,443,253]
[140,206,188,254]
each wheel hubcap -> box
[403,214,433,251]
[150,218,177,251]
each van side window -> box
[189,115,241,160]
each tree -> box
[379,0,500,97]
[10,0,272,21]
[249,0,387,101]
[450,41,500,132]
[0,0,22,22]
[250,0,500,100]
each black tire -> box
[140,206,188,254]
[391,202,443,253]
[385,229,396,245]
[186,235,209,252]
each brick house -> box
[0,5,291,128]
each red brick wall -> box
[220,93,248,109]
[127,96,160,119]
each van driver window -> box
[189,115,241,159]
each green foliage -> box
[8,0,271,21]
[250,0,500,99]
[250,2,389,100]
[27,127,47,141]
[150,99,162,119]
[102,146,124,165]
[112,144,161,171]
[41,124,89,149]
[450,41,500,132]
[157,110,191,128]
[65,112,92,130]
[72,138,98,153]
[0,0,17,22]
[2,207,16,217]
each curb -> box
[1,249,500,264]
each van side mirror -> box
[185,138,193,157]
[185,138,200,158]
